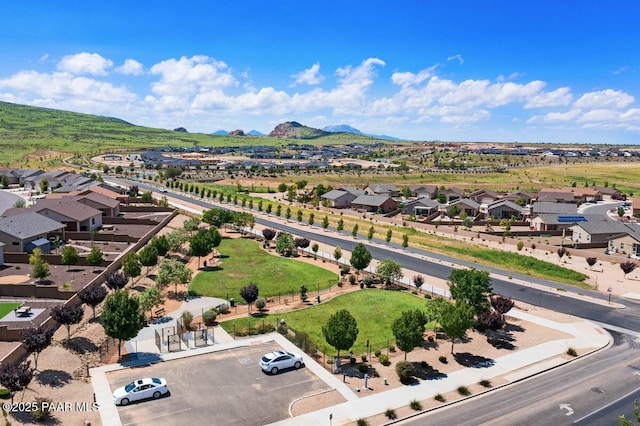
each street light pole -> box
[608,286,613,304]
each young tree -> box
[333,246,343,265]
[102,290,146,359]
[296,209,303,223]
[0,360,35,403]
[440,302,474,353]
[413,274,425,293]
[86,245,104,272]
[166,229,188,253]
[122,252,142,284]
[105,271,129,291]
[336,218,344,232]
[77,284,108,319]
[586,257,597,270]
[351,223,359,238]
[322,309,358,359]
[308,212,315,227]
[385,229,393,245]
[202,208,234,228]
[322,215,330,230]
[402,234,409,249]
[285,207,292,220]
[490,295,515,315]
[240,282,259,313]
[50,304,84,342]
[183,216,201,236]
[156,258,193,299]
[311,243,319,259]
[138,286,165,319]
[376,259,404,287]
[294,237,311,255]
[29,248,50,283]
[424,297,451,339]
[392,310,426,360]
[448,268,493,314]
[150,235,170,257]
[367,226,375,242]
[138,244,159,275]
[477,310,505,331]
[620,261,637,278]
[21,327,54,370]
[232,211,255,234]
[349,242,372,280]
[275,233,296,257]
[189,229,212,268]
[276,205,282,217]
[262,228,277,244]
[61,245,80,271]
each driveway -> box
[107,341,329,426]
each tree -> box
[86,245,104,272]
[262,228,277,243]
[202,208,234,228]
[294,237,310,254]
[240,282,259,313]
[413,275,425,292]
[278,182,288,193]
[276,205,282,217]
[122,252,141,284]
[275,233,296,257]
[150,235,170,257]
[308,212,315,227]
[367,226,375,241]
[424,297,451,339]
[376,259,404,287]
[29,248,50,283]
[621,261,638,278]
[586,257,597,270]
[322,309,358,359]
[349,243,372,280]
[557,247,566,259]
[21,327,54,370]
[138,244,159,275]
[296,209,303,223]
[105,271,129,290]
[156,258,193,299]
[166,229,188,253]
[392,310,426,360]
[385,229,393,245]
[448,268,493,314]
[618,206,625,218]
[285,207,292,220]
[189,229,212,268]
[138,286,165,319]
[77,284,108,319]
[477,310,505,331]
[402,234,409,249]
[439,302,474,353]
[351,223,359,238]
[619,400,640,426]
[490,295,514,314]
[183,216,201,236]
[311,243,319,259]
[102,290,146,359]
[61,245,79,271]
[0,360,35,403]
[333,246,343,265]
[40,178,49,193]
[337,218,344,232]
[232,211,255,234]
[50,304,84,342]
[322,215,330,230]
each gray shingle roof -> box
[0,211,65,239]
[31,199,102,221]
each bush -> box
[389,345,396,353]
[256,322,275,334]
[181,311,193,331]
[457,386,471,396]
[385,409,397,420]
[361,355,367,362]
[0,388,10,398]
[395,361,415,384]
[409,399,422,411]
[363,276,375,288]
[439,355,448,364]
[434,394,445,402]
[358,364,369,374]
[31,396,53,421]
[374,350,381,357]
[202,308,218,325]
[379,354,390,366]
[567,347,578,357]
[217,303,230,314]
[479,379,492,388]
[255,297,267,311]
[349,274,357,285]
[424,293,432,299]
[517,241,524,251]
[356,419,368,426]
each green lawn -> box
[0,302,22,319]
[189,237,338,300]
[220,289,431,356]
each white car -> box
[259,350,304,374]
[112,377,169,406]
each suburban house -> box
[321,187,364,208]
[537,189,576,204]
[0,211,66,253]
[501,191,535,206]
[350,195,399,214]
[565,187,603,204]
[468,189,500,205]
[486,199,524,220]
[449,198,480,217]
[29,199,103,231]
[402,197,440,216]
[608,227,640,257]
[406,184,439,199]
[591,186,623,201]
[569,216,631,245]
[440,187,465,203]
[632,198,640,218]
[530,201,578,217]
[23,170,70,191]
[72,192,121,217]
[82,184,130,203]
[364,184,401,198]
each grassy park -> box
[0,302,22,319]
[189,237,338,300]
[220,289,432,355]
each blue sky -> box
[1,1,639,144]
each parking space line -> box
[268,377,316,392]
[122,407,192,426]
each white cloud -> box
[447,54,464,65]
[524,87,572,108]
[116,59,144,76]
[574,89,634,110]
[391,65,438,88]
[57,52,113,76]
[612,66,628,75]
[291,63,324,86]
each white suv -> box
[259,351,304,374]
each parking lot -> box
[107,342,330,426]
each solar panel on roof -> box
[557,215,587,223]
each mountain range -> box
[213,123,400,140]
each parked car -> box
[112,377,169,406]
[259,350,304,374]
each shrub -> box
[363,276,375,288]
[217,303,230,314]
[374,350,381,358]
[202,308,218,325]
[395,361,415,384]
[181,311,193,331]
[349,274,357,285]
[256,322,275,334]
[479,379,492,388]
[389,345,396,353]
[516,241,524,251]
[358,364,369,374]
[31,396,53,421]
[385,409,397,420]
[439,355,448,364]
[356,419,368,426]
[567,347,578,357]
[379,354,390,366]
[0,388,9,398]
[361,355,367,362]
[409,399,422,411]
[424,293,432,299]
[255,297,267,311]
[457,386,471,396]
[434,394,445,402]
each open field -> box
[189,237,338,300]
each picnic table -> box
[15,306,31,316]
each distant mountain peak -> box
[323,124,363,135]
[268,121,328,139]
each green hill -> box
[0,101,385,166]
